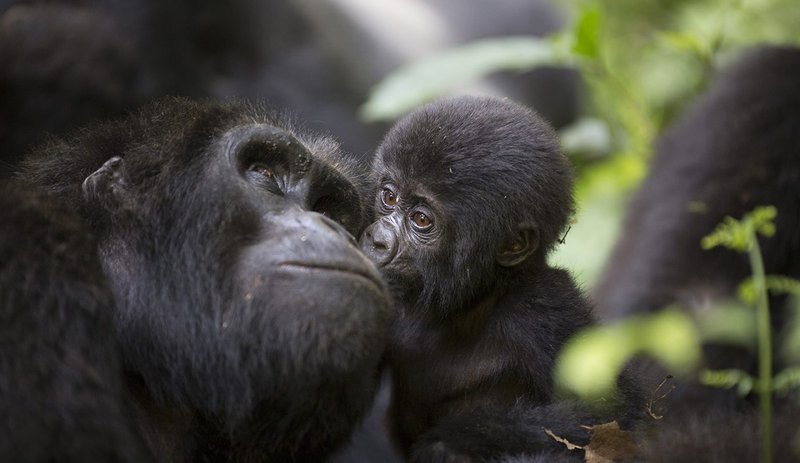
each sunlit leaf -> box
[572,5,602,59]
[701,206,777,252]
[555,309,700,398]
[738,275,800,305]
[773,366,800,394]
[640,309,702,373]
[659,31,707,56]
[694,300,756,348]
[555,323,635,398]
[699,368,754,396]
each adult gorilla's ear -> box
[497,223,539,267]
[82,156,128,208]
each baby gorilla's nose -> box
[359,220,398,266]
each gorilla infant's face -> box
[358,176,443,292]
[357,95,572,317]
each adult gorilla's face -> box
[21,98,390,460]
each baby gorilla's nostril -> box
[369,232,387,251]
[359,220,397,267]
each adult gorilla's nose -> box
[316,212,357,246]
[360,220,397,266]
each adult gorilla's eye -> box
[410,211,433,231]
[381,188,398,208]
[246,163,281,192]
[248,163,275,180]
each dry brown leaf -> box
[584,449,613,463]
[582,421,638,462]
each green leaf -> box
[659,31,707,56]
[572,5,602,59]
[554,323,635,399]
[640,308,702,373]
[555,309,700,399]
[701,206,777,252]
[701,216,750,251]
[738,275,800,305]
[699,368,755,396]
[751,206,778,237]
[359,37,576,122]
[773,366,800,394]
[695,300,756,349]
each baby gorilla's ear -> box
[496,223,539,267]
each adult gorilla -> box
[4,97,391,461]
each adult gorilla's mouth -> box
[276,261,386,293]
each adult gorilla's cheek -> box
[234,210,390,378]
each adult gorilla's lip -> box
[276,261,385,293]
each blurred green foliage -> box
[360,0,799,287]
[358,0,800,432]
[555,309,700,398]
[702,205,777,252]
[551,0,799,284]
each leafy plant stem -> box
[749,235,772,463]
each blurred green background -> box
[359,0,800,289]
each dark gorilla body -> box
[359,96,640,461]
[4,98,391,461]
[594,47,800,461]
[1,0,581,178]
[0,181,150,462]
[0,3,140,175]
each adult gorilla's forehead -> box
[20,98,347,199]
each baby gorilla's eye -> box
[381,188,398,207]
[410,211,433,231]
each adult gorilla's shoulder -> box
[0,180,151,462]
[8,97,391,462]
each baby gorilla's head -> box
[360,95,574,315]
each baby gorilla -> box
[359,96,599,460]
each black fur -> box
[2,0,581,178]
[359,96,640,461]
[9,97,391,461]
[0,3,140,176]
[0,180,151,462]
